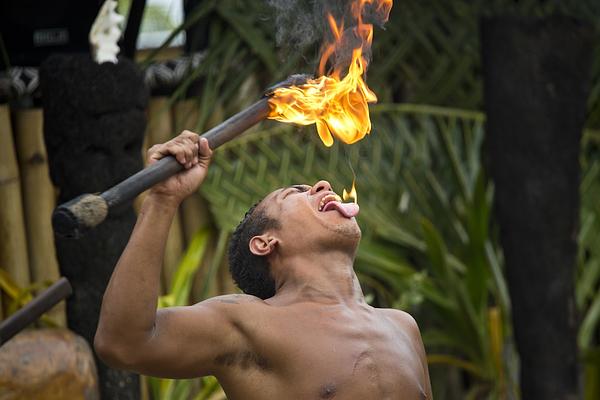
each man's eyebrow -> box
[279,184,310,199]
[289,184,310,192]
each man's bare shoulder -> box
[200,293,266,306]
[377,308,432,398]
[192,294,268,312]
[156,294,267,328]
[377,308,421,336]
[184,294,272,334]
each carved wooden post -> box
[41,54,147,400]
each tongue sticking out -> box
[322,201,360,218]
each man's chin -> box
[311,209,361,244]
[331,218,362,242]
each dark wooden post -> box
[41,55,147,400]
[482,16,594,399]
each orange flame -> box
[267,0,393,147]
[343,180,358,203]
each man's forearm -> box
[96,194,178,348]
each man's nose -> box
[310,180,332,195]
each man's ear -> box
[249,234,278,256]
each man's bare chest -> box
[235,308,428,399]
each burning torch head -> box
[264,74,314,97]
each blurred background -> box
[0,0,599,399]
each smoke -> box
[266,0,391,73]
[266,0,325,50]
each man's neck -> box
[270,249,365,306]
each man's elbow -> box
[94,330,140,370]
[94,331,121,367]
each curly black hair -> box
[227,202,280,299]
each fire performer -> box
[95,131,432,399]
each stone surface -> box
[0,328,99,400]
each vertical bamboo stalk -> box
[180,196,210,245]
[0,105,31,316]
[218,255,237,295]
[191,238,220,302]
[140,376,149,400]
[132,131,150,215]
[173,99,213,245]
[146,97,184,291]
[172,98,201,133]
[173,99,222,300]
[14,108,66,326]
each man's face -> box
[259,180,361,255]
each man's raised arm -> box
[94,132,248,378]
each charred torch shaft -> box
[53,98,271,238]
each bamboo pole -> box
[218,255,238,295]
[173,99,223,301]
[132,131,149,215]
[191,237,220,302]
[146,97,184,290]
[0,105,31,317]
[14,108,66,326]
[140,376,149,400]
[180,195,210,245]
[173,99,214,246]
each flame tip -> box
[342,180,358,204]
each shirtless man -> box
[95,131,432,399]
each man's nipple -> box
[319,383,337,399]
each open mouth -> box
[318,194,342,212]
[317,193,360,218]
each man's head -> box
[228,180,361,299]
